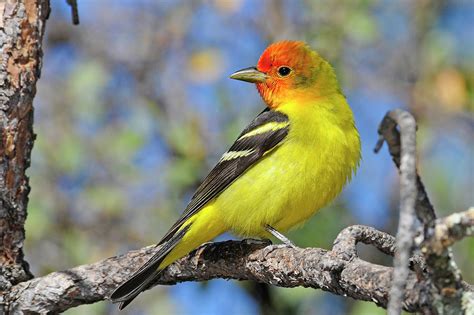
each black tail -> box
[113,262,162,310]
[111,226,190,309]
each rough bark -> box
[1,226,419,314]
[0,0,50,294]
[424,208,473,255]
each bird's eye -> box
[277,66,292,77]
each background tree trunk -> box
[0,0,50,291]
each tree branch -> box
[3,226,420,314]
[4,216,472,314]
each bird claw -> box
[264,225,297,248]
[283,241,297,249]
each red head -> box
[230,41,339,108]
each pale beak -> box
[229,67,268,83]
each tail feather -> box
[111,226,190,309]
[115,264,161,310]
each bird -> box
[110,40,361,309]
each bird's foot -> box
[264,225,297,248]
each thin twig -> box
[66,0,79,25]
[376,110,419,315]
[374,111,436,227]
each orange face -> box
[230,40,335,109]
[255,41,319,108]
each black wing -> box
[158,108,290,244]
[111,108,290,309]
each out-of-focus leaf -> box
[187,49,225,84]
[346,10,377,43]
[63,301,106,315]
[25,202,51,241]
[423,30,455,69]
[68,60,108,121]
[167,121,206,159]
[452,238,474,283]
[288,204,352,248]
[55,134,84,173]
[166,158,201,190]
[83,185,127,214]
[274,287,318,306]
[99,128,145,161]
[435,68,468,111]
[350,300,387,315]
[63,229,90,264]
[213,0,244,14]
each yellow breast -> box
[211,95,361,237]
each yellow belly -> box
[211,101,360,237]
[211,141,346,236]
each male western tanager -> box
[111,40,361,309]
